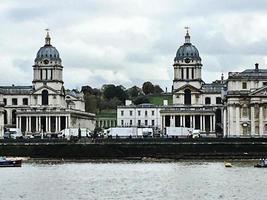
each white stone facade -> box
[160,31,224,134]
[224,64,267,137]
[117,103,162,129]
[0,94,4,137]
[0,32,95,135]
[117,31,224,135]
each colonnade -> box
[162,114,216,132]
[16,115,70,133]
[97,119,117,128]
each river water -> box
[0,160,266,200]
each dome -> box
[174,31,201,62]
[34,32,61,63]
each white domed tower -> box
[33,31,64,91]
[173,30,203,91]
[172,30,204,105]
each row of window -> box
[121,119,155,126]
[241,82,267,89]
[3,90,49,106]
[184,89,222,105]
[205,97,222,105]
[3,98,28,106]
[120,110,155,116]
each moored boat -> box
[254,163,267,168]
[254,159,267,168]
[224,162,232,168]
[0,157,22,167]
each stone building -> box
[224,63,267,137]
[0,93,4,137]
[117,100,163,129]
[117,31,225,135]
[0,31,95,135]
[160,30,224,134]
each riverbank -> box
[1,138,267,159]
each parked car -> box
[4,128,23,139]
[10,128,23,139]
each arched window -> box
[42,90,49,105]
[184,89,191,105]
[3,110,7,124]
[12,110,16,125]
[205,97,211,105]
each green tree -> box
[142,81,154,95]
[102,84,127,102]
[84,93,98,113]
[154,85,164,94]
[127,86,141,99]
[133,95,149,105]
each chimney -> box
[125,100,132,106]
[221,73,224,83]
[255,63,259,70]
[163,100,168,106]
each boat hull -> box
[0,160,22,167]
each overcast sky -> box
[1,0,267,90]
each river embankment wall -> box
[1,138,267,159]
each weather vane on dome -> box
[45,28,51,45]
[184,26,190,43]
[184,26,190,33]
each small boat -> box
[254,163,267,168]
[224,162,232,168]
[254,159,267,168]
[0,157,22,167]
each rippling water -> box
[0,160,267,200]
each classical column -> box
[68,115,71,128]
[259,106,263,135]
[213,115,216,132]
[200,115,203,131]
[29,117,31,133]
[180,115,183,127]
[236,106,240,136]
[162,116,165,131]
[58,116,61,131]
[229,106,234,136]
[48,117,51,133]
[35,117,38,133]
[55,117,58,132]
[192,115,195,129]
[223,109,227,137]
[65,116,68,129]
[26,117,29,133]
[183,115,185,127]
[251,106,255,135]
[210,115,213,132]
[16,116,19,128]
[170,115,174,127]
[203,115,206,132]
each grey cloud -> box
[1,0,267,89]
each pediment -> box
[32,85,58,95]
[174,84,202,93]
[249,86,267,96]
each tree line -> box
[81,82,164,113]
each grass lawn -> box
[96,109,117,118]
[148,94,173,105]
